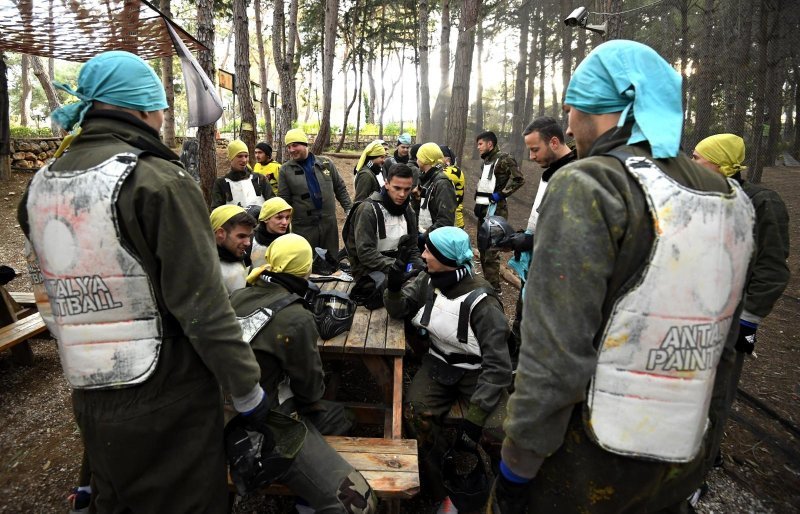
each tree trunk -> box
[196,0,217,206]
[430,0,451,143]
[523,10,539,127]
[273,0,300,160]
[160,0,176,148]
[417,0,431,141]
[336,58,359,152]
[1,53,10,180]
[254,0,273,144]
[559,0,573,126]
[538,19,548,116]
[749,0,772,182]
[550,53,559,117]
[355,51,364,147]
[20,55,30,127]
[366,58,376,125]
[793,66,800,159]
[233,0,257,162]
[48,58,58,134]
[445,0,481,164]
[312,0,339,155]
[728,0,754,136]
[472,22,484,160]
[691,0,719,150]
[31,56,61,133]
[510,2,529,162]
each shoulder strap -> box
[236,293,304,344]
[457,287,493,344]
[342,199,366,253]
[419,277,436,327]
[368,199,387,239]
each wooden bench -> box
[9,291,35,307]
[0,287,49,365]
[230,436,420,503]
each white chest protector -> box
[418,182,435,233]
[586,154,755,462]
[525,176,550,233]
[376,171,385,189]
[250,238,269,270]
[372,202,409,253]
[24,238,54,327]
[226,176,264,207]
[26,153,163,390]
[411,278,489,370]
[219,260,247,295]
[475,159,498,205]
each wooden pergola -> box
[0,0,207,178]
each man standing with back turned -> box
[19,51,272,513]
[490,41,756,513]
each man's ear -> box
[214,227,226,244]
[550,136,560,150]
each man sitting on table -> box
[210,205,256,295]
[343,163,424,281]
[383,227,512,513]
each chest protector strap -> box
[237,294,303,343]
[585,151,755,462]
[26,152,165,390]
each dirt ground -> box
[0,153,797,513]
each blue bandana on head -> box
[51,51,169,131]
[427,227,474,272]
[564,40,683,159]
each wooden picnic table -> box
[315,279,406,440]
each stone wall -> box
[10,138,62,171]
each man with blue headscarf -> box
[384,227,511,513]
[18,51,273,512]
[489,41,756,513]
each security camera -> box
[564,6,589,27]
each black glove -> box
[735,320,758,354]
[487,471,530,514]
[242,392,276,453]
[397,235,412,263]
[497,231,533,259]
[456,419,483,449]
[387,259,406,292]
[474,203,487,219]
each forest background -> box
[2,0,799,201]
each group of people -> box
[17,34,790,514]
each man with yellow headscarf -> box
[230,234,378,513]
[278,128,353,258]
[354,139,388,202]
[415,142,457,250]
[211,139,274,209]
[693,133,790,453]
[210,205,257,294]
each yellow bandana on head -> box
[246,234,312,284]
[259,197,293,222]
[695,134,747,177]
[227,139,249,161]
[416,142,445,166]
[284,128,309,146]
[210,205,246,231]
[356,140,387,171]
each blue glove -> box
[490,192,504,203]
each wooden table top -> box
[315,280,406,357]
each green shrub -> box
[10,126,53,138]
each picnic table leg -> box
[1,287,35,366]
[361,355,397,440]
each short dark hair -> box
[409,143,422,161]
[386,163,414,181]
[522,116,565,144]
[476,131,497,146]
[222,211,257,232]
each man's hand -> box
[735,320,758,354]
[486,470,530,514]
[497,232,534,260]
[242,392,276,453]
